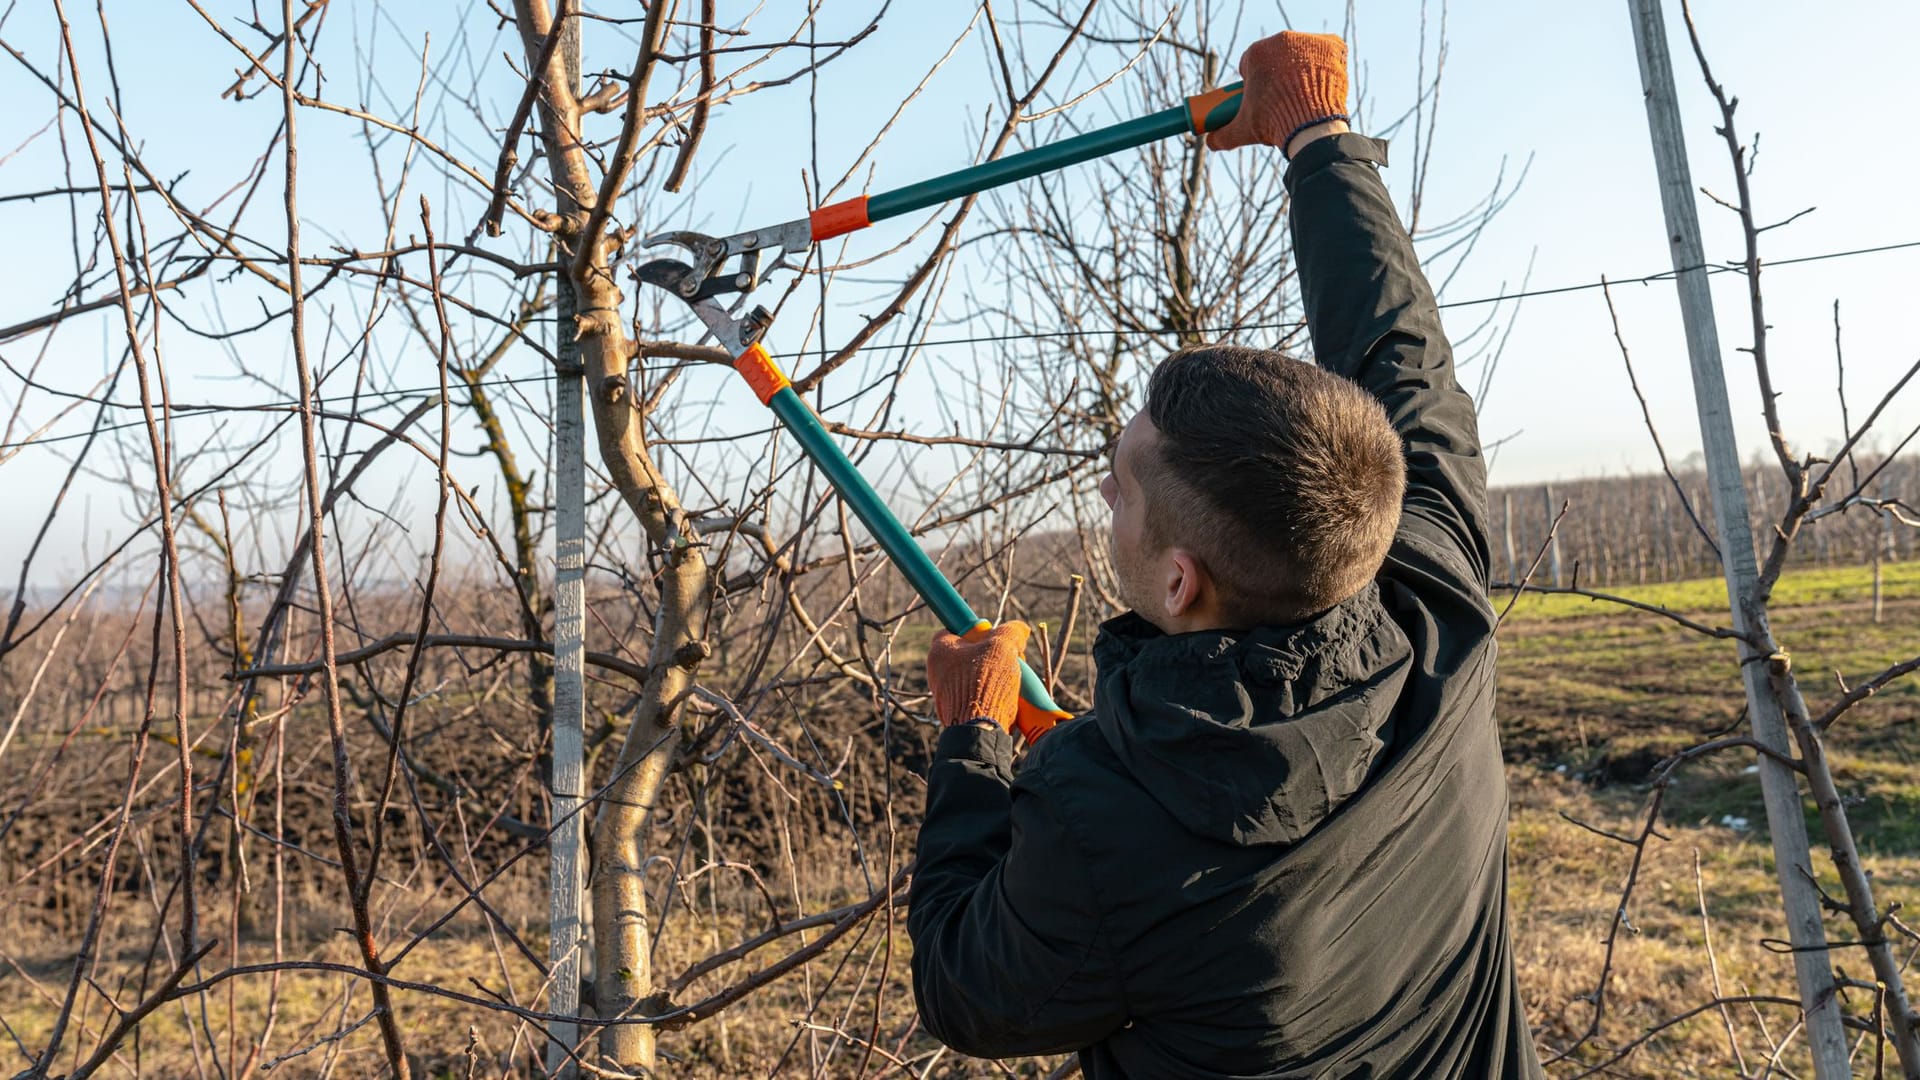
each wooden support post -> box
[1502,491,1517,582]
[1544,485,1564,588]
[1873,510,1887,624]
[546,16,586,1080]
[1655,487,1671,580]
[1624,1,1848,1072]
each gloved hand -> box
[1207,31,1349,157]
[925,621,1032,732]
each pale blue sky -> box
[2,1,1917,578]
[625,0,1920,486]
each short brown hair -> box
[1140,343,1405,624]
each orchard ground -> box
[3,563,1913,1077]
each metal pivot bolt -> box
[743,305,774,345]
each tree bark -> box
[513,1,706,1072]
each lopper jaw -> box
[633,257,771,357]
[634,218,810,356]
[637,217,811,299]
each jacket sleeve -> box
[908,724,1127,1058]
[1286,133,1492,588]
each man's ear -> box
[1163,548,1210,621]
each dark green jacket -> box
[908,134,1543,1079]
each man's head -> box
[1099,344,1405,632]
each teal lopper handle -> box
[808,83,1243,242]
[763,385,1072,738]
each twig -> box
[258,1008,381,1072]
[690,685,845,790]
[1603,277,1720,559]
[656,864,911,1029]
[1487,581,1740,639]
[1563,994,1837,1079]
[360,198,459,901]
[274,0,410,1071]
[1834,299,1860,489]
[570,0,669,282]
[667,864,912,995]
[1695,847,1750,1075]
[1813,654,1920,731]
[1547,733,1790,1067]
[663,0,716,193]
[229,631,651,684]
[1050,574,1084,695]
[482,0,572,237]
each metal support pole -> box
[1623,1,1848,1072]
[546,15,585,1080]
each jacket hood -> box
[1091,584,1411,846]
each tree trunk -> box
[513,1,708,1073]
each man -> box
[906,30,1543,1079]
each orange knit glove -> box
[925,622,1031,732]
[1207,31,1349,157]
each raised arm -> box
[1213,32,1492,587]
[1286,132,1491,584]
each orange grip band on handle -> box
[734,342,790,406]
[1015,696,1071,744]
[809,196,871,242]
[1186,85,1238,134]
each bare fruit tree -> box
[0,2,1294,1076]
[0,2,1571,1078]
[1497,5,1920,1075]
[0,1,1098,1074]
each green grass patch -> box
[1497,559,1917,621]
[1496,560,1920,858]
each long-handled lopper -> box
[636,82,1243,742]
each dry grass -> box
[2,563,1914,1077]
[1506,769,1912,1078]
[1502,563,1920,1077]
